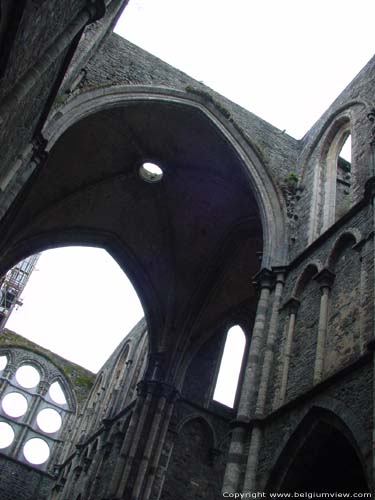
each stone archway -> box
[267,409,370,494]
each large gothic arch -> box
[0,87,287,377]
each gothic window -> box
[0,348,73,471]
[322,120,352,231]
[213,325,246,408]
[335,133,352,221]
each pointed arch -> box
[266,406,370,493]
[44,85,288,268]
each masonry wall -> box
[0,457,53,500]
[0,330,94,500]
[77,33,301,189]
[289,56,375,258]
[258,361,373,491]
[269,202,374,412]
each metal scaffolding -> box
[0,254,40,330]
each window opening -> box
[213,325,246,407]
[23,438,50,465]
[2,392,28,417]
[0,355,7,371]
[15,365,40,389]
[335,133,351,221]
[0,422,14,448]
[48,381,67,405]
[36,408,62,434]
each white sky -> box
[115,0,374,139]
[5,0,375,399]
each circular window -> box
[2,392,28,418]
[0,356,7,371]
[37,408,62,434]
[48,381,67,405]
[16,365,40,389]
[0,422,15,448]
[139,162,163,183]
[23,438,50,465]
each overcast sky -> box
[6,0,375,396]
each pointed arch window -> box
[322,120,352,231]
[213,325,246,408]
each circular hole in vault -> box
[139,162,163,183]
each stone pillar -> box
[108,379,178,500]
[238,269,275,419]
[313,269,335,384]
[255,268,286,413]
[142,393,177,500]
[222,268,274,493]
[277,297,300,407]
[366,108,375,497]
[243,268,286,492]
[243,424,262,492]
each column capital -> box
[229,418,250,430]
[314,268,335,289]
[253,268,275,290]
[136,380,179,401]
[282,296,300,314]
[271,266,288,286]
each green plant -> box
[284,171,299,185]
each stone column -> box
[277,297,300,407]
[313,269,335,384]
[222,268,274,493]
[141,391,178,500]
[243,268,286,492]
[255,268,286,413]
[366,108,375,497]
[108,379,178,500]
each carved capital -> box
[253,268,275,291]
[314,268,335,289]
[272,266,288,284]
[136,380,179,401]
[283,296,300,314]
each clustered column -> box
[222,268,274,493]
[244,268,286,491]
[108,379,179,500]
